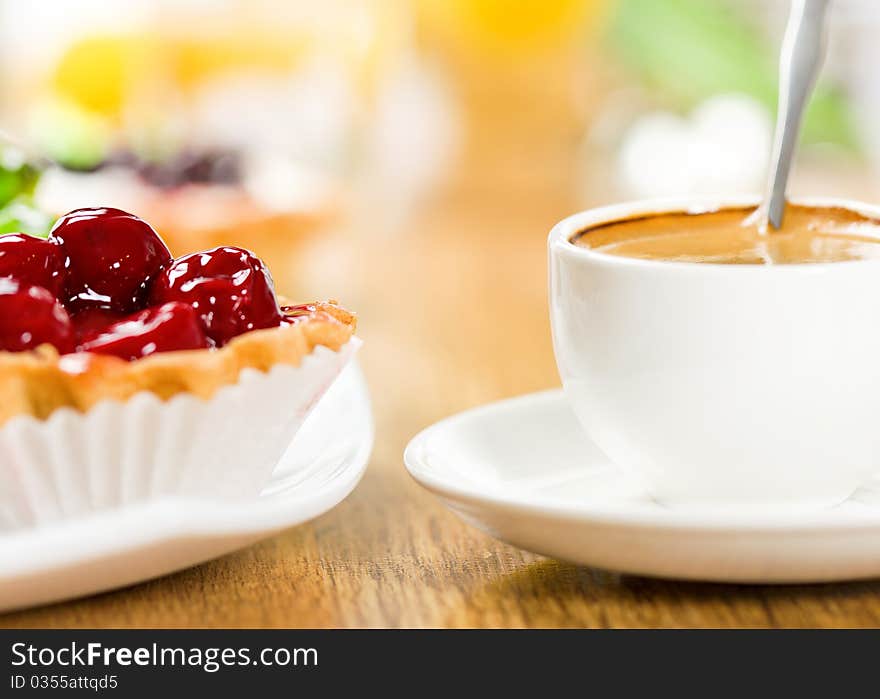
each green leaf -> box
[0,161,40,208]
[0,197,54,237]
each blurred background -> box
[1,1,877,239]
[1,0,879,406]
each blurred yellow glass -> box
[50,0,409,122]
[418,0,607,57]
[52,35,160,119]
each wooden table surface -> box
[4,56,880,628]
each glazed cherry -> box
[78,302,211,361]
[0,279,75,354]
[70,308,125,342]
[0,233,66,298]
[49,207,172,313]
[150,246,282,345]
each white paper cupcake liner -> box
[0,338,360,530]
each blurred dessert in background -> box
[3,0,873,265]
[0,0,416,285]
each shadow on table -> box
[452,559,880,628]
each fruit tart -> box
[0,207,358,529]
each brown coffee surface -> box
[572,205,880,264]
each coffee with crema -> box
[571,205,880,264]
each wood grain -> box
[4,51,880,629]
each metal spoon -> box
[762,0,831,230]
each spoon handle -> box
[765,0,830,230]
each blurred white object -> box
[35,167,145,214]
[355,57,460,233]
[836,2,880,176]
[191,62,356,173]
[616,94,772,199]
[241,150,337,214]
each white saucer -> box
[405,389,880,584]
[0,362,373,613]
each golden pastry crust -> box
[0,301,356,426]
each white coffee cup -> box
[549,197,880,512]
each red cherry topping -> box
[0,279,75,354]
[78,302,211,361]
[49,207,172,313]
[150,246,282,345]
[0,209,295,362]
[70,308,125,342]
[0,233,66,298]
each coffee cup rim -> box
[549,196,880,272]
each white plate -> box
[0,362,373,613]
[405,389,880,583]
